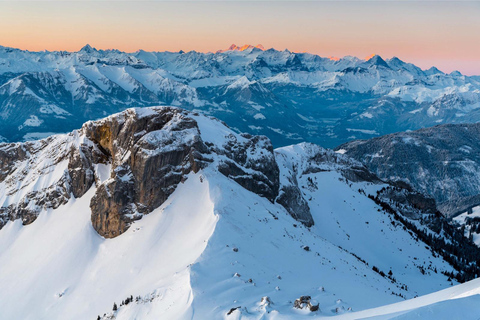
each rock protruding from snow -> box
[0,133,104,228]
[85,107,210,237]
[294,295,319,312]
[83,107,281,237]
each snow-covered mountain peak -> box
[78,44,97,54]
[450,70,463,77]
[217,43,265,53]
[425,66,444,75]
[364,54,391,68]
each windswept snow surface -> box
[0,172,218,320]
[335,277,480,319]
[0,128,475,319]
[108,166,464,320]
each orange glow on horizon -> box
[364,54,377,61]
[0,1,479,75]
[328,56,341,61]
[216,44,265,53]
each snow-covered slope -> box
[0,175,216,320]
[336,277,480,319]
[1,44,480,147]
[0,107,479,319]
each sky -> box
[0,1,479,75]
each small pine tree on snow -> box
[113,303,117,311]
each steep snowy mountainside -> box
[1,107,480,318]
[276,143,480,281]
[182,165,458,319]
[337,122,480,218]
[0,172,218,320]
[0,162,460,320]
[1,44,480,147]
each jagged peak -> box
[425,66,444,75]
[365,54,390,69]
[388,56,405,64]
[226,75,254,90]
[216,44,265,53]
[78,44,97,53]
[450,70,463,77]
[328,56,341,61]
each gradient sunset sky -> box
[1,1,479,75]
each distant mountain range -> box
[1,44,480,147]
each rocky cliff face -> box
[84,108,211,237]
[0,107,280,237]
[0,134,87,228]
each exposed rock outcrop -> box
[84,108,210,237]
[0,106,282,237]
[83,108,281,237]
[294,296,319,312]
[0,134,86,228]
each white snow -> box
[359,112,374,119]
[453,206,480,246]
[335,277,480,319]
[427,106,439,117]
[39,104,71,116]
[18,115,43,130]
[409,108,423,114]
[346,128,378,135]
[23,132,58,141]
[0,172,217,320]
[253,113,266,120]
[297,113,316,122]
